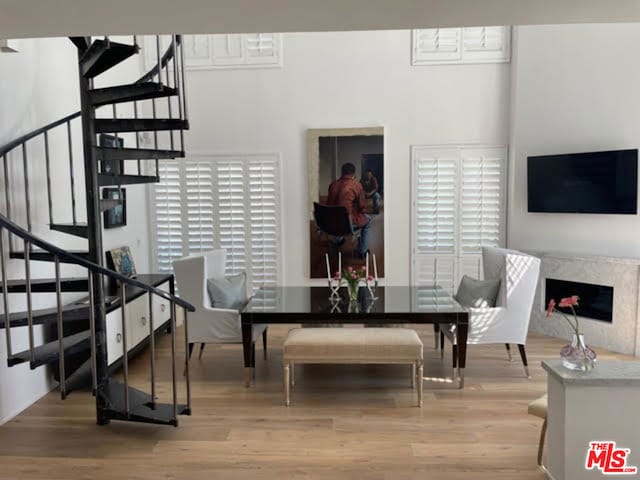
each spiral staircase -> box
[0,35,194,426]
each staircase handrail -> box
[0,213,195,312]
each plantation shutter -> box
[185,161,215,253]
[461,27,510,63]
[412,146,506,293]
[214,159,247,276]
[412,26,510,65]
[153,160,183,273]
[153,155,281,292]
[248,157,281,287]
[244,34,280,65]
[412,28,461,64]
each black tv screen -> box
[527,149,638,214]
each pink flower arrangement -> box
[547,295,581,335]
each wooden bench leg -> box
[417,362,424,407]
[411,364,416,389]
[284,363,291,406]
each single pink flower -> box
[558,295,579,308]
[546,299,556,318]
[351,273,357,279]
[334,271,341,278]
[347,266,353,273]
[367,275,374,282]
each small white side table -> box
[542,359,640,480]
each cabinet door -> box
[152,281,172,329]
[106,308,124,366]
[126,294,150,349]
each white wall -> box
[508,23,640,258]
[182,30,511,286]
[0,37,148,423]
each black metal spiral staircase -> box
[0,35,195,426]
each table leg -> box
[241,317,253,388]
[456,314,469,389]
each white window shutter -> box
[214,159,247,276]
[247,157,281,290]
[413,148,458,255]
[244,34,281,65]
[411,145,506,292]
[185,161,215,253]
[412,28,461,65]
[211,33,282,68]
[461,26,510,63]
[460,147,506,255]
[153,160,184,273]
[154,154,282,291]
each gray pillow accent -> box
[207,272,248,310]
[455,275,501,308]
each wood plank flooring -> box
[0,326,631,480]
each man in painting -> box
[361,169,381,214]
[327,162,370,258]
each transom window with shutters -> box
[151,154,282,292]
[411,146,507,294]
[412,26,511,65]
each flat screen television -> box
[527,149,638,214]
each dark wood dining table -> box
[240,286,469,388]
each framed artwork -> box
[106,246,137,277]
[99,134,124,175]
[307,127,385,279]
[103,188,126,229]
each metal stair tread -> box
[98,173,159,187]
[81,39,139,78]
[0,302,90,329]
[0,277,89,293]
[9,250,90,264]
[89,82,177,106]
[102,379,190,426]
[94,118,188,134]
[49,223,89,239]
[7,330,91,368]
[94,146,185,161]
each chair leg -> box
[291,363,295,387]
[262,329,268,360]
[440,331,445,360]
[538,418,547,466]
[184,343,194,377]
[433,324,439,349]
[284,363,291,406]
[198,343,206,360]
[188,342,194,361]
[517,344,531,378]
[505,343,512,362]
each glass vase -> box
[346,282,359,304]
[560,333,597,372]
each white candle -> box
[365,251,369,279]
[325,253,331,280]
[338,251,342,275]
[373,253,378,280]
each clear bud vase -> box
[560,333,597,371]
[346,282,359,304]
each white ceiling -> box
[1,0,640,39]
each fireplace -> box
[545,278,613,323]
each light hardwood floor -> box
[0,326,630,480]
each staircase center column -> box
[77,45,109,425]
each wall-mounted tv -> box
[527,149,638,214]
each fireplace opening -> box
[545,278,613,323]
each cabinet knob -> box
[141,316,147,326]
[160,304,166,312]
[116,333,122,343]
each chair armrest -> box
[201,304,241,316]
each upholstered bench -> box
[282,327,424,407]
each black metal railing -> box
[0,213,194,419]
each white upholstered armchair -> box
[172,250,267,368]
[441,247,541,379]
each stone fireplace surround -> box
[528,251,640,356]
